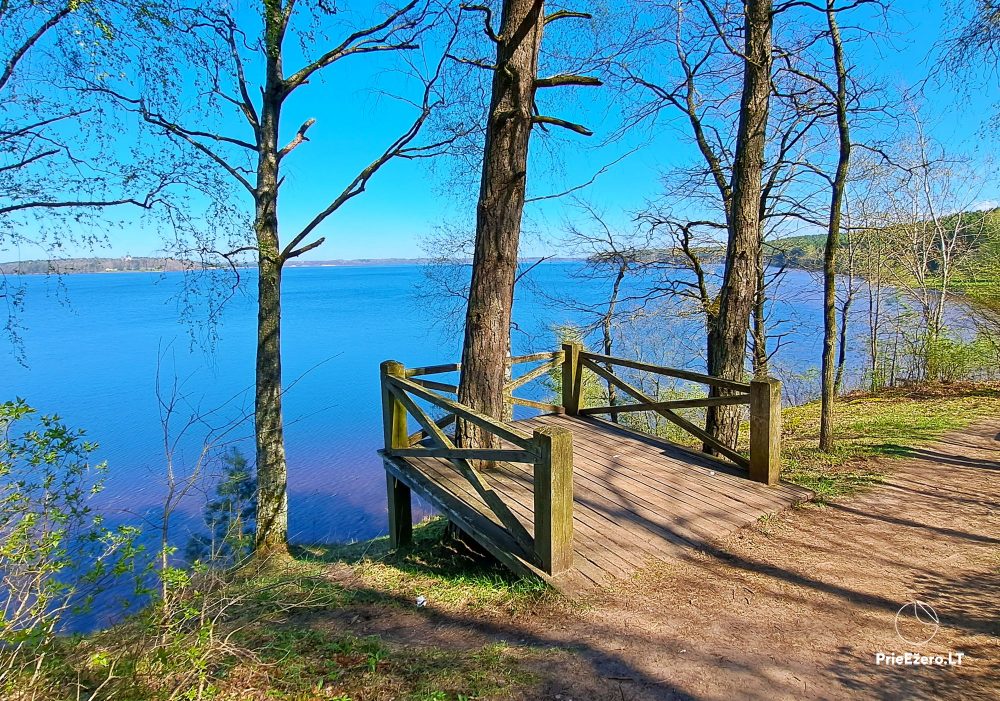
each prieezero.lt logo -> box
[894,600,940,646]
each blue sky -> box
[15,0,1000,261]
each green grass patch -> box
[31,549,548,701]
[228,627,535,701]
[295,517,551,612]
[774,382,1000,501]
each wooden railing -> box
[379,358,574,575]
[379,345,782,574]
[562,342,782,485]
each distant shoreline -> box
[0,256,586,275]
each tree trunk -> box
[819,2,851,452]
[752,262,768,377]
[254,244,288,553]
[834,288,853,393]
[603,263,626,423]
[705,0,772,451]
[253,21,289,553]
[456,0,545,449]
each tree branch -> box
[284,0,423,92]
[460,4,500,42]
[531,115,593,136]
[278,118,315,160]
[534,74,602,88]
[544,10,592,25]
[0,5,71,92]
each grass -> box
[771,382,1000,501]
[296,517,552,612]
[227,627,536,701]
[37,543,550,701]
[14,521,554,701]
[15,383,1000,700]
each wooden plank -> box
[580,351,752,392]
[381,361,412,548]
[386,474,412,548]
[408,414,456,447]
[461,461,628,585]
[405,456,609,588]
[560,415,811,509]
[581,358,751,468]
[381,455,550,584]
[390,384,454,450]
[388,375,535,450]
[506,358,560,392]
[411,378,459,394]
[538,415,780,522]
[511,397,564,413]
[405,362,461,377]
[381,361,410,450]
[387,384,538,556]
[563,342,582,415]
[540,415,792,514]
[532,414,792,517]
[531,426,574,575]
[446,458,536,557]
[520,424,750,545]
[473,453,663,577]
[389,447,536,463]
[511,350,564,365]
[578,394,751,415]
[380,402,809,596]
[559,433,767,534]
[750,378,782,485]
[484,458,678,572]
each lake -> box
[2,262,844,627]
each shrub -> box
[0,399,143,691]
[924,333,999,382]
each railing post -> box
[380,360,412,548]
[749,377,782,485]
[562,342,582,415]
[532,426,574,575]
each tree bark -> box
[819,1,851,452]
[705,0,773,451]
[752,261,768,377]
[456,0,545,449]
[254,9,289,553]
[602,262,626,422]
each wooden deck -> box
[381,413,813,595]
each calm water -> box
[2,262,843,628]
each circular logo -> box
[894,600,940,646]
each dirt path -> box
[331,421,1000,700]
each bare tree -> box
[616,0,776,450]
[532,201,651,419]
[454,0,600,449]
[848,112,986,383]
[86,2,456,552]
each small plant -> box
[185,446,257,566]
[0,399,143,692]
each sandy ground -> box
[320,421,1000,700]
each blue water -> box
[2,262,844,628]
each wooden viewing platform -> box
[378,345,813,594]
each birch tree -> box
[88,1,455,552]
